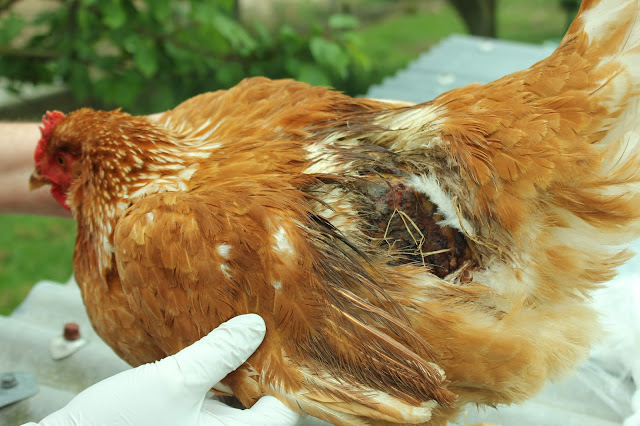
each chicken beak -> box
[29,168,50,191]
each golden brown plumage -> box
[30,0,640,423]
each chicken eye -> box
[56,155,66,167]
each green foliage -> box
[0,1,371,114]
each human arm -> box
[24,314,300,426]
[0,122,70,217]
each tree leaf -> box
[102,0,127,29]
[77,7,97,37]
[252,21,272,46]
[134,39,159,78]
[212,13,257,55]
[145,78,175,112]
[216,62,243,87]
[124,34,158,78]
[68,63,91,100]
[284,57,302,76]
[328,14,359,30]
[164,41,195,73]
[296,64,331,87]
[98,71,143,107]
[310,37,349,79]
[147,0,171,22]
[0,15,25,45]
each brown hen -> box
[29,0,640,424]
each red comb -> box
[35,111,66,163]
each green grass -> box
[0,0,570,315]
[0,215,76,315]
[499,0,568,43]
[356,3,467,82]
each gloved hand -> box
[27,314,300,426]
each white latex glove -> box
[27,314,300,426]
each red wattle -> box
[51,185,71,211]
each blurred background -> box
[0,0,579,314]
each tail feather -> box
[566,0,640,244]
[575,0,640,55]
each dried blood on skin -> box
[363,182,476,277]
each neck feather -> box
[69,114,210,289]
